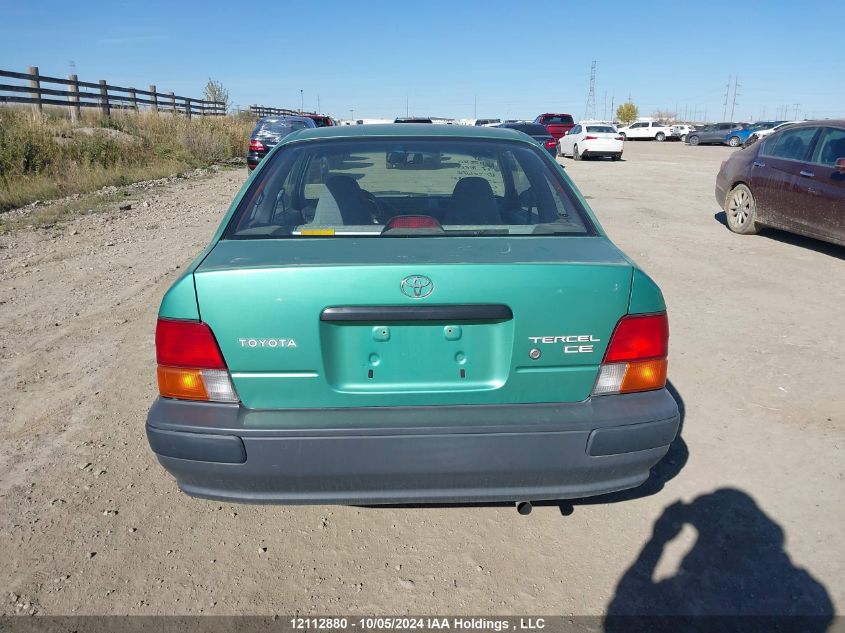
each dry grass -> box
[0,107,254,212]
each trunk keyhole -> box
[460,368,466,379]
[368,369,374,379]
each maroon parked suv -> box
[534,113,575,140]
[715,120,845,247]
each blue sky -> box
[1,0,842,122]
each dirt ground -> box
[1,141,842,617]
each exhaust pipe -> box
[516,501,533,515]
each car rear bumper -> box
[582,140,624,156]
[146,390,680,505]
[246,150,267,169]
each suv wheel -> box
[688,135,700,146]
[655,132,666,142]
[728,135,741,147]
[725,184,760,235]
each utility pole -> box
[350,108,354,121]
[300,89,303,113]
[722,75,731,121]
[603,91,607,120]
[317,95,321,113]
[793,103,800,119]
[729,75,740,122]
[610,95,615,120]
[584,60,597,120]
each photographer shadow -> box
[605,488,834,631]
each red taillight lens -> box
[593,313,669,396]
[155,319,238,402]
[544,139,557,149]
[604,313,669,363]
[584,135,598,141]
[248,139,265,152]
[155,319,226,369]
[384,215,442,230]
[615,136,624,141]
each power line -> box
[584,60,597,120]
[729,76,740,123]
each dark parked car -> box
[716,120,845,247]
[687,122,744,146]
[395,117,433,123]
[497,122,557,155]
[247,116,317,170]
[534,113,575,140]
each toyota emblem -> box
[400,275,434,299]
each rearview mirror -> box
[836,158,845,174]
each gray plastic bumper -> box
[146,390,680,505]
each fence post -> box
[168,91,176,113]
[98,80,110,117]
[28,66,42,118]
[149,85,158,113]
[128,87,138,112]
[68,73,80,123]
[184,97,191,119]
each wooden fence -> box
[249,104,318,118]
[0,66,226,120]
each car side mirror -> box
[836,158,845,174]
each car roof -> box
[283,123,531,143]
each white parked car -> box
[745,121,801,145]
[557,123,624,160]
[617,120,677,142]
[670,124,696,142]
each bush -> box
[0,107,254,212]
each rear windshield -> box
[544,115,574,125]
[225,138,594,239]
[586,126,616,133]
[505,124,550,135]
[253,119,311,140]
[310,117,332,127]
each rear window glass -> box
[761,127,819,161]
[586,126,616,133]
[225,138,594,239]
[545,115,574,125]
[506,124,549,135]
[253,119,311,139]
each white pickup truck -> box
[616,121,677,142]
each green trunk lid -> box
[194,237,633,409]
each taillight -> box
[615,136,624,141]
[592,313,668,396]
[155,319,238,403]
[384,215,442,230]
[584,135,598,141]
[248,139,265,152]
[544,139,557,149]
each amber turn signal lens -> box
[157,366,209,401]
[620,359,668,393]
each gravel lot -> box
[1,141,842,617]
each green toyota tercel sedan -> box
[146,124,679,506]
